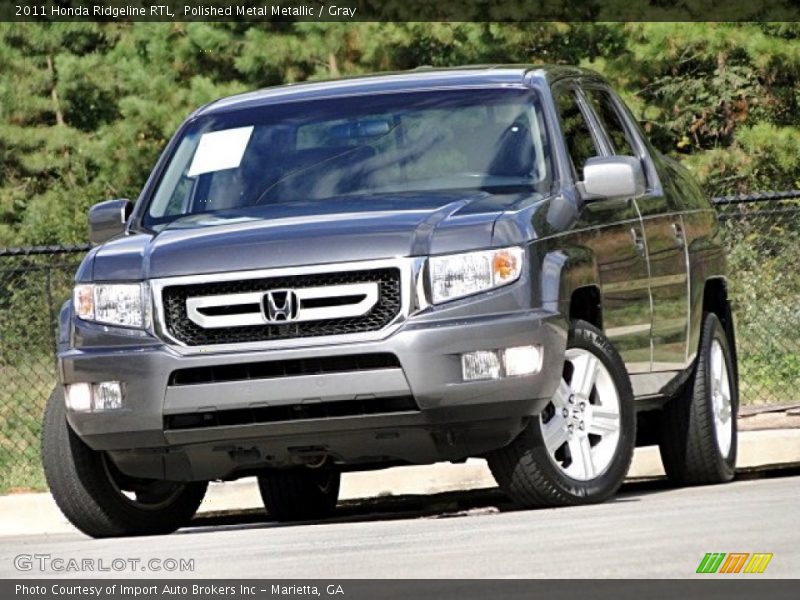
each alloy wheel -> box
[710,339,733,457]
[540,348,622,481]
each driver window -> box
[555,89,600,180]
[583,89,637,157]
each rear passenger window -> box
[555,90,599,179]
[584,89,636,157]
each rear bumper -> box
[59,308,566,478]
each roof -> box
[197,65,602,116]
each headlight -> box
[73,283,150,329]
[429,246,524,304]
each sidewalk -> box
[2,424,799,537]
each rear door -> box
[582,86,689,374]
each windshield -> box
[145,88,552,229]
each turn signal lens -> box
[493,249,520,283]
[73,284,95,321]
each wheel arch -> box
[538,247,602,330]
[701,277,738,384]
[569,285,603,330]
[661,276,738,403]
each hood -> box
[89,191,542,281]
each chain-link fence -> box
[1,199,799,492]
[714,194,800,408]
[0,245,88,492]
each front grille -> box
[164,395,419,430]
[162,268,401,346]
[169,353,401,386]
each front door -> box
[582,86,689,373]
[554,86,653,375]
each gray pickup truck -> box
[42,66,738,538]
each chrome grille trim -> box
[185,282,380,328]
[150,257,421,355]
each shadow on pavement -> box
[185,465,800,535]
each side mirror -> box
[579,156,645,200]
[88,199,133,245]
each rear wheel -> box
[42,388,207,538]
[487,320,635,507]
[258,467,340,521]
[659,313,738,484]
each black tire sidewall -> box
[42,388,207,537]
[527,320,636,502]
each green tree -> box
[592,22,800,194]
[1,22,800,244]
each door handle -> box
[672,222,685,248]
[630,227,645,253]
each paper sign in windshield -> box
[187,126,254,177]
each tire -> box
[487,319,635,508]
[258,467,340,521]
[41,388,207,538]
[659,313,738,485]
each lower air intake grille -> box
[164,396,419,430]
[169,353,401,386]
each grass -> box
[738,351,800,406]
[0,361,53,493]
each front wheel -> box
[42,388,207,538]
[487,320,636,507]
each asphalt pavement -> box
[2,472,798,579]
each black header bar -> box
[4,579,800,600]
[3,0,800,23]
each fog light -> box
[64,381,123,412]
[65,383,92,412]
[92,381,123,411]
[503,345,543,377]
[461,350,502,381]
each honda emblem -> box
[263,289,299,322]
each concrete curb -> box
[2,428,798,537]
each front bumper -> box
[59,304,566,479]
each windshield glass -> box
[145,88,551,229]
